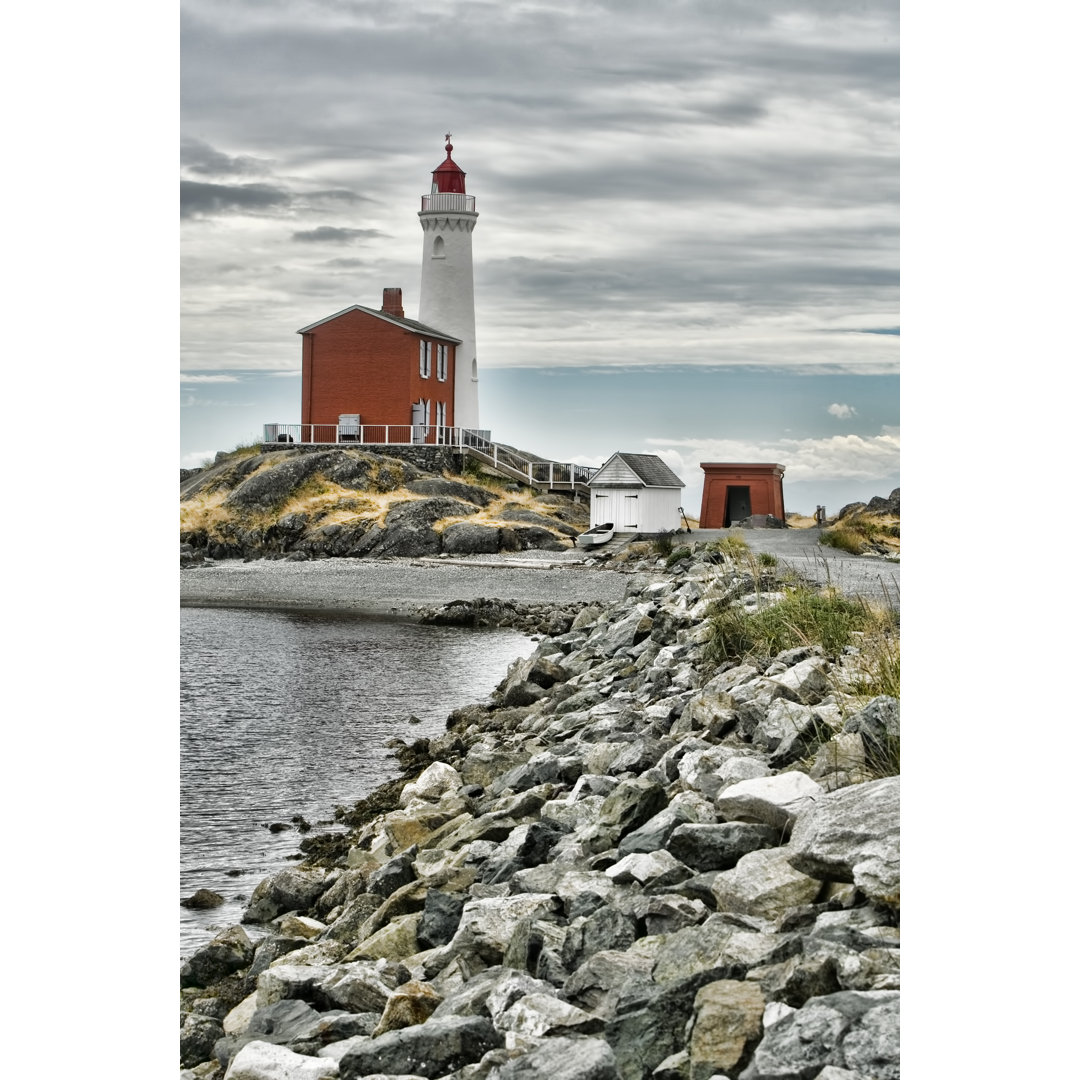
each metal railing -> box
[262,423,596,489]
[420,193,476,213]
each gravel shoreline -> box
[179,556,629,618]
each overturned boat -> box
[575,522,615,548]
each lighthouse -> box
[418,135,480,432]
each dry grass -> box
[784,513,818,529]
[179,488,232,536]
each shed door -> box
[724,486,751,527]
[591,494,610,528]
[622,494,638,529]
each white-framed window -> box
[436,344,448,381]
[420,341,431,378]
[436,401,447,428]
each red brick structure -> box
[699,463,786,528]
[299,288,459,436]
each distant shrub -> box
[819,526,865,555]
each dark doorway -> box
[723,486,751,527]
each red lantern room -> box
[431,135,467,194]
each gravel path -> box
[694,529,900,606]
[180,530,898,615]
[180,556,629,616]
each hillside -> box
[181,446,590,563]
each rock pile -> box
[180,546,899,1080]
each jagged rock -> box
[688,979,766,1080]
[400,762,462,806]
[182,888,226,910]
[708,847,823,921]
[415,888,467,950]
[449,893,560,965]
[594,776,669,846]
[496,1036,619,1080]
[181,1013,225,1068]
[714,773,825,832]
[367,848,417,898]
[651,915,798,985]
[243,868,331,924]
[495,992,605,1049]
[562,905,638,972]
[787,776,900,905]
[370,979,443,1037]
[337,1014,501,1079]
[739,990,900,1080]
[561,950,655,1019]
[182,926,256,989]
[222,1040,339,1079]
[441,522,502,554]
[668,823,782,873]
[604,849,687,887]
[617,795,715,856]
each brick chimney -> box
[381,287,404,318]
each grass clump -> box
[704,586,879,665]
[665,545,692,567]
[712,531,750,562]
[652,532,675,557]
[819,526,865,555]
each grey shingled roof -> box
[591,452,685,488]
[296,304,462,343]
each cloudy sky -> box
[181,0,899,514]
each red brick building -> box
[699,463,786,527]
[299,287,460,440]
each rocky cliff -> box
[180,543,899,1079]
[181,447,589,563]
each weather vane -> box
[445,132,452,145]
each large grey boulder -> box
[714,773,824,832]
[180,1013,225,1068]
[243,868,331,924]
[668,822,781,872]
[708,847,822,921]
[440,522,502,554]
[739,990,900,1080]
[688,979,766,1080]
[449,893,560,965]
[181,925,256,988]
[337,1014,501,1079]
[496,1036,619,1079]
[222,1040,340,1079]
[787,776,900,905]
[361,497,480,558]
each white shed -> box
[588,452,685,533]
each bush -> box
[652,532,675,557]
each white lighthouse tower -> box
[418,135,481,432]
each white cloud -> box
[181,450,215,469]
[648,429,900,484]
[827,402,857,419]
[180,374,241,383]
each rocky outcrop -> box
[181,545,899,1078]
[181,447,587,563]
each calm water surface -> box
[180,607,531,959]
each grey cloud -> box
[181,137,270,177]
[180,180,291,218]
[291,226,384,244]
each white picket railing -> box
[262,423,596,489]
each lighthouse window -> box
[420,341,431,378]
[432,236,445,259]
[436,344,448,381]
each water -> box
[180,607,531,960]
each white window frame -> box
[436,344,448,381]
[436,401,447,429]
[420,340,431,378]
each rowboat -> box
[575,522,615,548]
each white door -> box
[592,493,610,528]
[623,494,638,528]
